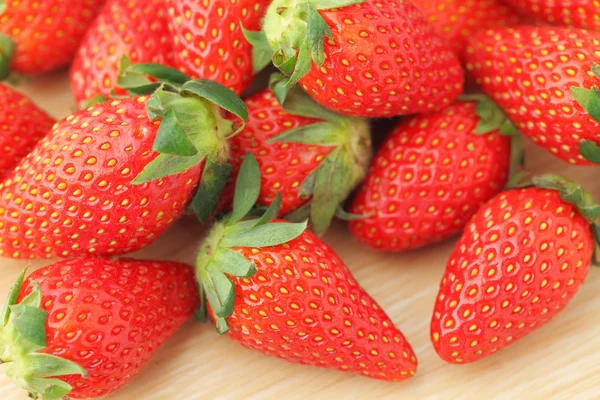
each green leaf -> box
[268,122,340,146]
[221,221,307,248]
[284,203,311,222]
[592,63,600,78]
[215,317,229,334]
[24,353,87,378]
[10,304,47,348]
[285,37,312,88]
[133,152,204,185]
[0,269,26,326]
[243,28,273,74]
[79,94,108,109]
[307,4,332,66]
[195,283,208,322]
[571,86,600,122]
[307,0,366,9]
[117,56,153,89]
[212,247,257,278]
[592,224,600,267]
[474,97,510,134]
[276,86,342,122]
[152,109,198,156]
[182,80,248,126]
[253,192,282,227]
[0,33,15,81]
[230,153,261,224]
[532,175,600,222]
[19,282,42,308]
[128,63,191,86]
[269,73,291,105]
[26,377,73,399]
[296,170,317,200]
[310,148,349,235]
[192,160,232,222]
[335,206,371,221]
[579,140,600,164]
[203,263,235,318]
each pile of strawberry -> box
[0,0,598,398]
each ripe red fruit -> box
[165,0,270,95]
[0,257,198,399]
[195,154,418,381]
[431,176,596,364]
[222,88,371,235]
[350,100,513,252]
[411,0,525,58]
[0,66,248,259]
[0,84,55,178]
[465,27,600,165]
[0,0,107,75]
[503,0,600,31]
[70,0,175,105]
[253,0,464,117]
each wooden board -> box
[0,73,598,400]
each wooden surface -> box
[0,73,598,400]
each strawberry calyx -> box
[195,153,307,333]
[250,0,365,86]
[116,57,249,221]
[459,94,523,180]
[0,33,15,81]
[511,173,600,264]
[571,63,600,164]
[0,270,87,399]
[269,74,372,234]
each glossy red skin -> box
[350,102,510,252]
[299,0,464,118]
[411,0,525,58]
[165,0,269,95]
[466,27,600,165]
[504,0,600,31]
[0,84,55,179]
[0,0,106,74]
[70,0,175,104]
[221,90,332,216]
[217,228,417,381]
[18,257,199,399]
[431,189,593,364]
[0,97,202,259]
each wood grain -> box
[0,73,598,400]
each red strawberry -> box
[221,87,371,235]
[165,0,270,95]
[411,0,525,58]
[195,154,418,381]
[0,0,107,75]
[0,257,198,398]
[503,0,600,31]
[251,0,464,117]
[431,176,597,364]
[70,0,175,105]
[0,84,55,178]
[350,99,514,252]
[465,27,600,165]
[0,65,248,259]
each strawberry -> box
[465,27,600,165]
[0,83,55,178]
[411,0,525,58]
[248,0,464,117]
[70,0,175,106]
[0,257,198,398]
[195,154,418,381]
[0,0,107,75]
[221,85,371,235]
[0,64,248,259]
[431,175,598,364]
[165,0,270,95]
[349,99,516,252]
[503,0,600,31]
